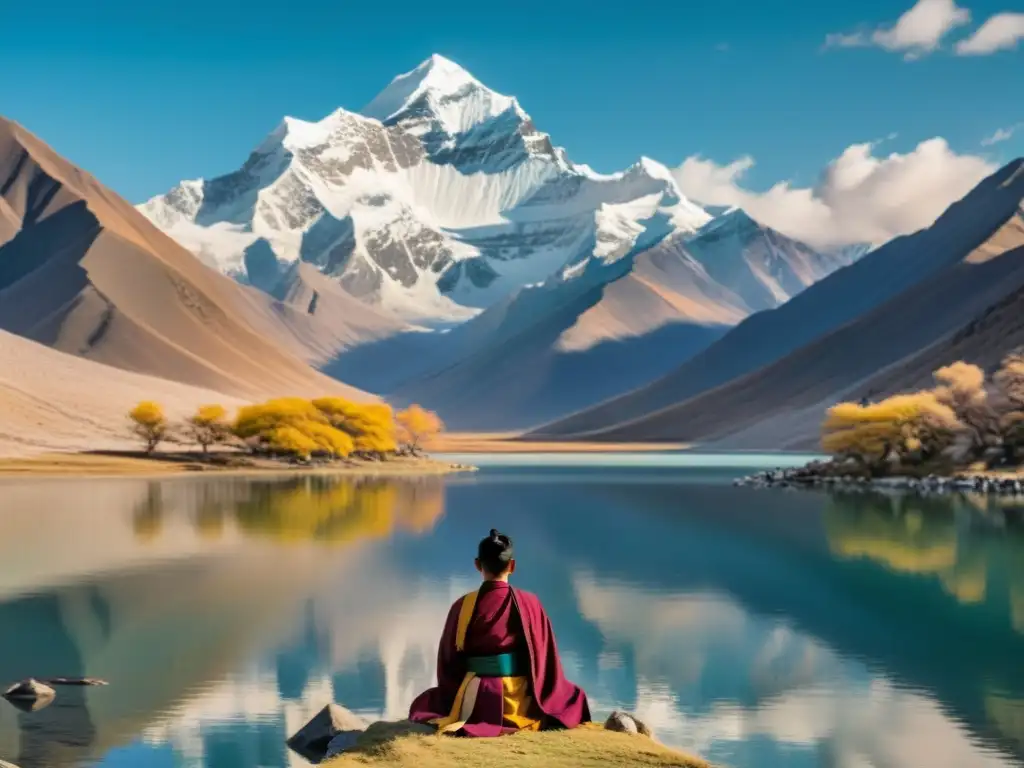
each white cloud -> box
[823,31,872,49]
[956,12,1024,55]
[982,124,1022,146]
[824,0,972,59]
[672,138,996,249]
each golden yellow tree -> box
[233,398,353,459]
[995,349,1024,463]
[313,398,397,455]
[396,404,444,451]
[129,401,168,454]
[932,362,1000,463]
[304,422,356,457]
[264,425,320,458]
[822,392,960,471]
[186,404,232,454]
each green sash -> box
[465,652,528,677]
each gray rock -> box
[324,731,362,759]
[604,710,654,739]
[287,704,368,762]
[3,679,56,702]
[0,760,21,768]
[605,711,639,734]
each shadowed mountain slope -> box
[535,159,1024,442]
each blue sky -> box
[2,0,1020,203]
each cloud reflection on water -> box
[2,474,1024,768]
[573,573,1014,767]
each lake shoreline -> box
[429,433,690,453]
[735,464,1024,496]
[0,451,476,480]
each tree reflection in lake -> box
[0,475,446,768]
[127,475,447,547]
[824,490,1024,633]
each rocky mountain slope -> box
[535,159,1024,447]
[0,117,370,401]
[381,210,856,429]
[140,55,713,325]
[139,54,857,427]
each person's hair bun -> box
[478,528,514,574]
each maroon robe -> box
[409,579,591,736]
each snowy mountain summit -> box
[140,54,712,323]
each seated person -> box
[409,529,591,737]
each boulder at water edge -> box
[287,704,368,762]
[605,711,654,738]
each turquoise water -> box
[1,454,1022,767]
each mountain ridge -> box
[533,157,1024,445]
[0,115,371,402]
[138,55,720,324]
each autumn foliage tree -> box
[312,398,398,456]
[233,398,354,459]
[129,401,169,454]
[931,363,1001,464]
[822,393,960,471]
[186,404,233,454]
[396,405,444,452]
[822,351,1024,473]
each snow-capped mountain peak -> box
[363,54,517,136]
[634,156,677,184]
[139,56,722,325]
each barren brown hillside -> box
[0,327,246,455]
[0,117,370,401]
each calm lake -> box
[2,453,1024,768]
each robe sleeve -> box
[435,597,466,695]
[409,596,466,722]
[517,590,591,729]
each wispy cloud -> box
[956,12,1024,55]
[672,138,995,249]
[715,42,731,53]
[824,0,971,59]
[981,124,1022,146]
[823,31,872,49]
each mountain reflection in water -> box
[0,463,1021,768]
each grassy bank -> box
[0,451,472,479]
[325,724,708,768]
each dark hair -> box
[477,528,514,575]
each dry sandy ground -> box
[430,433,688,453]
[326,725,707,768]
[0,327,249,457]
